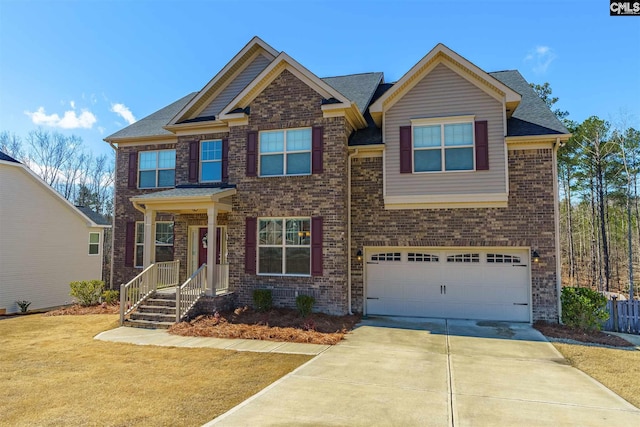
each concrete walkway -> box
[94,327,329,355]
[204,317,640,427]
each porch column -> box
[207,206,218,296]
[143,208,156,267]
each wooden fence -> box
[604,300,640,334]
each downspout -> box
[107,141,118,290]
[347,148,359,315]
[553,137,562,323]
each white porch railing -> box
[157,260,180,289]
[216,263,229,294]
[176,264,207,322]
[119,260,180,325]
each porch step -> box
[124,291,178,329]
[129,311,176,323]
[137,304,176,315]
[123,319,175,329]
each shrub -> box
[15,300,31,313]
[69,280,105,306]
[102,289,120,305]
[296,295,315,317]
[561,287,609,332]
[253,289,273,312]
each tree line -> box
[533,83,640,299]
[0,129,114,218]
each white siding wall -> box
[0,165,103,314]
[198,54,272,118]
[385,63,506,196]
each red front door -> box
[198,227,222,267]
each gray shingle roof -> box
[322,72,383,114]
[489,70,569,136]
[105,92,197,140]
[131,187,234,200]
[75,206,111,226]
[0,150,20,163]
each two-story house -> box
[106,37,569,325]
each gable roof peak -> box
[167,37,280,126]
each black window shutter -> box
[245,217,257,274]
[222,138,229,182]
[188,141,199,182]
[312,126,323,174]
[399,126,412,173]
[475,120,489,170]
[311,217,323,276]
[124,221,135,267]
[128,152,138,188]
[246,131,258,177]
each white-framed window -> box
[258,218,310,275]
[201,140,222,182]
[447,253,480,263]
[139,150,176,188]
[88,232,100,255]
[134,221,174,268]
[487,254,522,264]
[412,116,474,172]
[259,128,311,176]
[371,252,402,262]
[408,253,439,262]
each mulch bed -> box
[534,321,633,347]
[43,304,119,316]
[169,307,361,345]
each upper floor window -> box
[139,150,176,188]
[258,218,311,275]
[413,118,474,173]
[259,128,311,176]
[201,140,222,182]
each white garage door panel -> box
[366,248,530,322]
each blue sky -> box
[1,0,638,157]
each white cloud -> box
[524,45,557,74]
[70,100,75,109]
[25,107,97,129]
[110,103,136,125]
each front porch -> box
[121,186,237,327]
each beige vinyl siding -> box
[198,54,271,119]
[0,165,103,314]
[385,63,506,196]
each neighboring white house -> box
[0,151,110,314]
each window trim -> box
[200,139,223,183]
[134,221,174,268]
[257,217,311,276]
[138,149,176,189]
[411,115,476,174]
[88,232,100,256]
[258,127,312,177]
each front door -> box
[196,226,226,268]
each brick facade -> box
[226,70,350,315]
[350,148,559,322]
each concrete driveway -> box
[205,317,640,426]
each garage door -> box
[366,248,530,322]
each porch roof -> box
[130,187,236,213]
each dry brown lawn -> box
[0,314,311,426]
[552,342,640,408]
